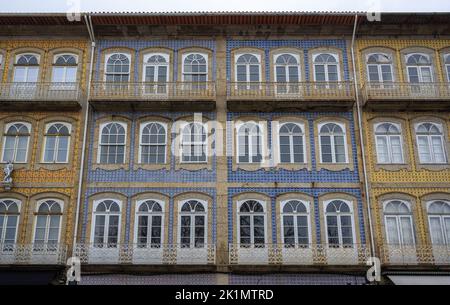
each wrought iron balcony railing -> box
[363,82,450,101]
[229,243,370,265]
[74,243,216,265]
[0,82,81,102]
[379,244,450,266]
[90,82,216,100]
[0,243,67,265]
[227,82,355,100]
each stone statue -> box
[3,161,13,185]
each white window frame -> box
[13,53,40,83]
[177,199,208,248]
[445,54,450,82]
[103,53,131,82]
[90,199,122,246]
[236,121,265,164]
[236,199,268,246]
[1,122,31,164]
[181,53,208,82]
[51,53,78,84]
[278,122,306,164]
[312,53,341,82]
[41,122,72,164]
[323,199,356,247]
[32,199,63,246]
[97,122,127,164]
[234,53,262,83]
[142,53,170,82]
[273,53,301,83]
[179,122,208,164]
[280,200,311,247]
[415,122,447,164]
[427,200,450,246]
[0,199,21,246]
[383,200,415,246]
[366,53,394,83]
[405,53,434,83]
[318,122,348,164]
[138,121,167,164]
[374,122,404,164]
[134,199,165,247]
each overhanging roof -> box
[0,12,449,26]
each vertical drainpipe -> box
[350,14,376,258]
[72,14,96,249]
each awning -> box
[388,275,450,285]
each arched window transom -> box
[279,123,305,164]
[384,200,414,246]
[139,122,166,164]
[93,200,121,247]
[34,200,62,250]
[415,122,447,164]
[136,200,163,248]
[183,53,207,83]
[282,200,310,247]
[406,53,433,83]
[366,53,393,83]
[325,200,354,247]
[98,122,127,164]
[236,53,261,83]
[238,200,266,246]
[105,53,130,82]
[2,122,31,163]
[313,53,339,82]
[52,54,78,84]
[319,122,347,163]
[179,200,207,248]
[13,54,39,83]
[0,199,20,249]
[374,122,404,164]
[43,123,71,163]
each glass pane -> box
[400,217,414,245]
[386,217,400,245]
[429,217,444,244]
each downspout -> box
[350,14,376,256]
[72,14,96,249]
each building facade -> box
[0,12,449,285]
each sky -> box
[1,0,449,13]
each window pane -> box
[400,217,414,245]
[429,217,444,244]
[386,217,400,244]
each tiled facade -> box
[0,13,450,285]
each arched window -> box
[98,122,126,164]
[325,200,354,246]
[313,53,339,82]
[445,54,450,82]
[279,123,305,163]
[105,53,130,82]
[43,123,71,163]
[366,53,393,83]
[182,53,207,82]
[34,200,62,250]
[282,200,310,247]
[428,201,450,245]
[237,122,262,164]
[143,54,169,94]
[181,122,207,163]
[415,122,447,164]
[235,53,261,83]
[319,122,347,163]
[52,54,78,84]
[275,54,300,82]
[179,200,206,248]
[238,200,266,246]
[135,200,163,248]
[0,199,20,250]
[406,53,433,83]
[374,123,404,164]
[13,54,39,83]
[139,122,166,164]
[1,122,31,163]
[92,199,121,247]
[384,200,415,245]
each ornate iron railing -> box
[228,243,370,265]
[0,82,81,101]
[363,82,450,101]
[90,82,216,100]
[227,82,355,100]
[379,244,450,265]
[74,243,216,265]
[0,243,67,265]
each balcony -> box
[0,243,67,265]
[74,243,216,265]
[229,244,370,266]
[363,82,450,111]
[380,244,450,266]
[90,82,216,111]
[0,82,82,110]
[226,82,355,111]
